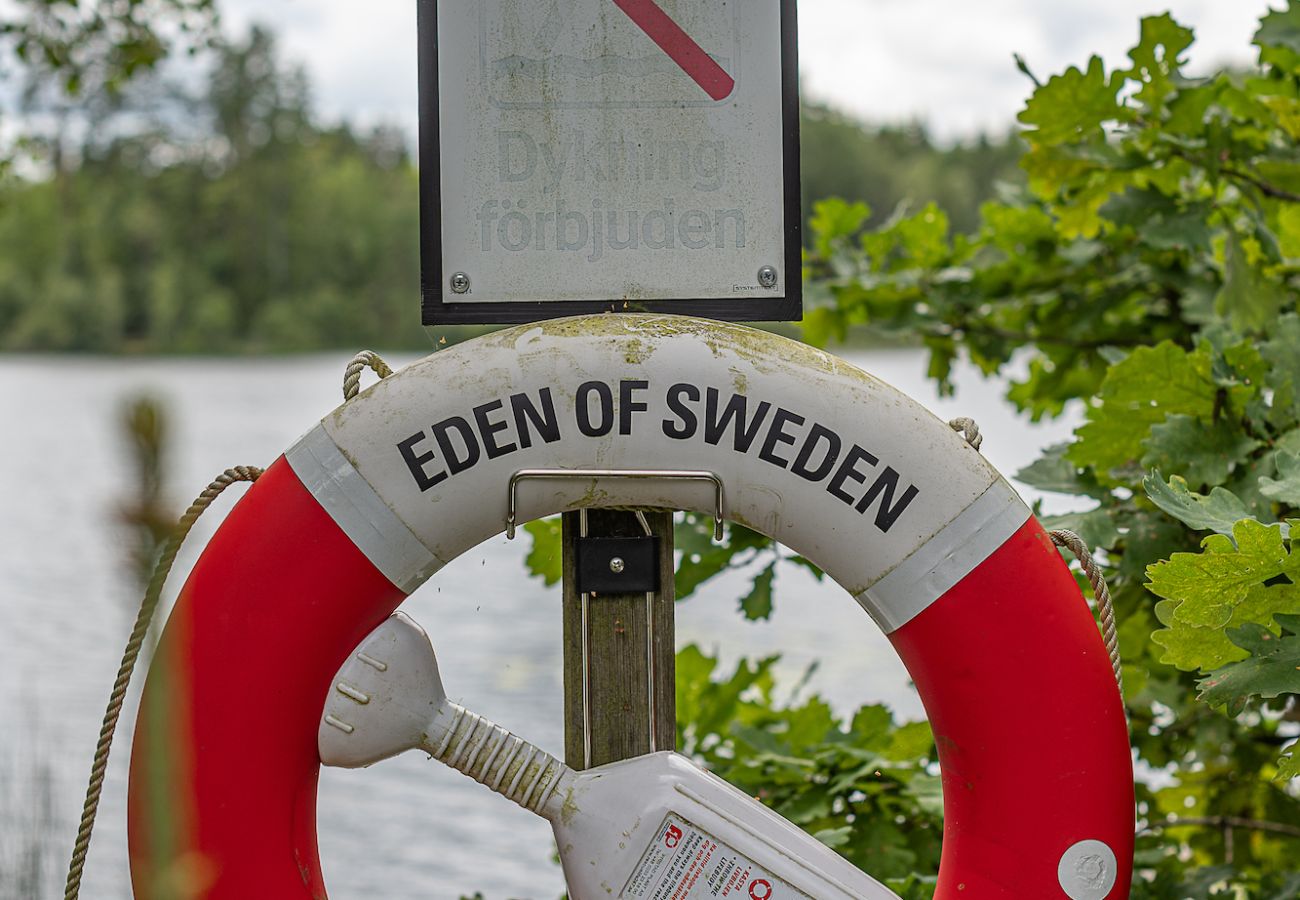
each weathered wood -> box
[562,508,675,769]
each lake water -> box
[0,345,1078,899]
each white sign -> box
[420,0,800,324]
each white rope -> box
[1049,529,1124,693]
[343,351,394,401]
[948,417,983,451]
[67,348,393,897]
[943,422,1119,689]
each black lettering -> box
[576,381,614,436]
[704,388,771,452]
[757,407,804,469]
[827,444,879,505]
[511,388,560,448]
[619,379,649,435]
[397,431,447,491]
[856,467,920,532]
[473,399,517,460]
[431,416,481,475]
[662,383,700,439]
[791,423,842,482]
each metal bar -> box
[579,508,593,769]
[505,468,724,541]
[634,510,657,755]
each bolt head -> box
[608,557,626,574]
[757,266,778,288]
[450,272,471,294]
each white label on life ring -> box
[622,814,812,900]
[1057,839,1118,900]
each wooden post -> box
[562,508,675,769]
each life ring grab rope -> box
[67,346,1123,900]
[60,355,392,900]
[62,467,263,900]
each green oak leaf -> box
[813,826,852,849]
[1120,508,1191,581]
[799,305,847,349]
[1099,186,1174,230]
[884,876,941,900]
[1217,335,1269,407]
[1261,450,1300,504]
[1018,55,1125,145]
[523,516,563,585]
[1256,2,1300,73]
[740,561,776,620]
[1279,204,1300,259]
[1263,314,1300,427]
[1263,95,1300,141]
[1216,230,1284,332]
[1141,414,1261,488]
[979,202,1055,253]
[810,197,870,259]
[1144,471,1259,536]
[1124,13,1195,112]
[1070,343,1216,480]
[1197,614,1300,715]
[884,721,934,763]
[1258,2,1300,52]
[1148,519,1300,670]
[1043,507,1120,551]
[1015,442,1108,498]
[1098,189,1213,254]
[1142,208,1215,255]
[862,203,951,271]
[675,539,741,598]
[904,772,944,817]
[1052,170,1131,239]
[674,517,768,599]
[1280,742,1300,782]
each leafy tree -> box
[791,5,1300,894]
[0,26,428,352]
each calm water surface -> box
[0,347,1078,899]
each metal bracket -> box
[504,468,725,541]
[576,535,660,594]
[503,466,725,769]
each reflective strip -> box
[286,424,441,594]
[857,480,1030,633]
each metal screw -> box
[608,557,626,574]
[450,272,470,294]
[757,266,778,288]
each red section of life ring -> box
[128,460,405,898]
[890,519,1132,897]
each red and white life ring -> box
[127,314,1133,899]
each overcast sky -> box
[219,0,1275,142]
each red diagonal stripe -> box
[611,0,735,101]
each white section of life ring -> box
[288,315,1029,632]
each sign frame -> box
[417,0,802,326]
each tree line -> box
[0,26,1021,353]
